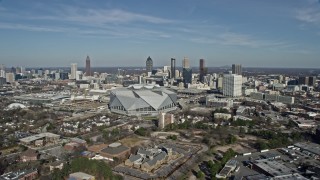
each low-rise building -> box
[206,95,233,108]
[20,149,39,162]
[214,113,232,120]
[88,143,130,160]
[19,133,60,147]
[0,169,38,180]
[49,161,64,171]
[125,146,178,173]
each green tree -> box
[196,170,205,180]
[134,127,148,136]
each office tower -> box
[38,69,43,76]
[0,64,5,78]
[171,58,176,79]
[299,76,309,85]
[0,64,5,71]
[5,72,15,83]
[0,70,5,78]
[70,63,77,80]
[199,59,207,82]
[85,55,91,76]
[60,72,69,80]
[76,71,82,81]
[309,76,316,86]
[55,72,60,80]
[15,67,21,74]
[20,67,25,74]
[182,57,190,69]
[146,56,153,73]
[0,77,5,86]
[223,74,242,97]
[232,64,242,75]
[182,68,192,87]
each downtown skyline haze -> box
[0,0,320,68]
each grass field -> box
[119,135,149,147]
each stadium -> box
[109,85,177,116]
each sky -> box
[0,0,320,68]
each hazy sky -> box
[0,0,320,68]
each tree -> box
[196,170,205,179]
[134,127,148,136]
[167,135,177,140]
[255,140,268,150]
[226,134,237,144]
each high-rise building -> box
[182,68,192,87]
[0,70,5,78]
[232,64,242,75]
[0,64,5,71]
[146,56,153,73]
[199,59,207,82]
[85,55,91,76]
[299,76,309,85]
[60,72,69,80]
[171,58,176,79]
[5,72,15,83]
[308,76,316,86]
[0,64,5,78]
[223,74,242,97]
[70,63,77,80]
[182,57,190,69]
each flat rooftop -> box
[254,159,294,177]
[20,133,60,143]
[294,142,320,156]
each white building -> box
[70,63,77,80]
[109,84,177,116]
[0,70,5,78]
[5,72,15,83]
[223,74,242,97]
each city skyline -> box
[1,0,320,68]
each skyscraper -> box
[299,76,309,85]
[223,74,242,97]
[0,64,5,78]
[85,55,91,76]
[0,64,5,71]
[199,59,207,82]
[171,58,176,79]
[146,56,153,73]
[309,76,316,86]
[70,63,77,80]
[182,57,190,69]
[232,64,242,75]
[183,68,192,88]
